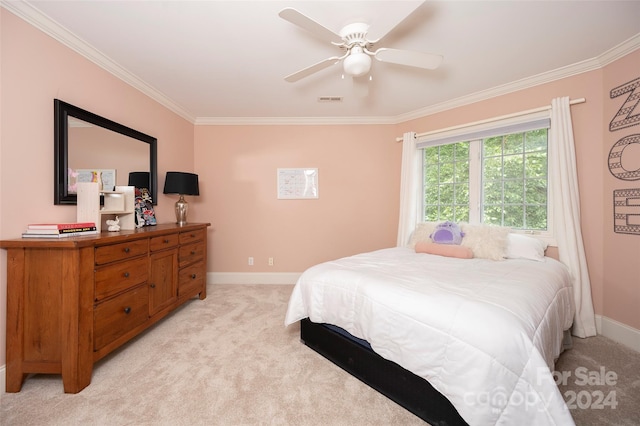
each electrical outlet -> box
[268,257,274,266]
[248,257,254,266]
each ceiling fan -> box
[278,6,443,83]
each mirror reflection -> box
[54,99,157,205]
[67,117,149,193]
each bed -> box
[284,240,576,426]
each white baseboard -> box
[595,314,640,352]
[208,272,300,285]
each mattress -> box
[285,247,575,425]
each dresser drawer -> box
[94,284,148,351]
[179,229,205,245]
[179,241,205,268]
[95,256,148,301]
[150,233,179,252]
[178,261,205,297]
[95,240,148,265]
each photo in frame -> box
[134,187,156,226]
[72,168,117,193]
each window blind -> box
[416,111,550,149]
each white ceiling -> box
[7,0,640,123]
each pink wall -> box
[193,124,401,272]
[602,49,640,330]
[1,6,639,374]
[0,10,195,368]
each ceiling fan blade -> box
[374,48,443,70]
[284,57,342,82]
[367,1,425,43]
[278,8,342,44]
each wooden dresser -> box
[0,222,209,393]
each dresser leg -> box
[60,344,93,393]
[62,373,92,394]
[5,367,26,393]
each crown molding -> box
[194,115,396,126]
[392,57,603,124]
[598,32,640,67]
[4,0,638,126]
[393,33,640,124]
[1,0,196,123]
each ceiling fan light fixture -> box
[279,8,444,85]
[343,46,371,77]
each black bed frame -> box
[300,318,468,426]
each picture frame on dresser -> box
[134,187,157,226]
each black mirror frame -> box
[54,99,158,205]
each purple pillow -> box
[430,221,465,245]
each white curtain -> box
[549,97,597,338]
[397,132,419,246]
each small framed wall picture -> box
[277,168,319,199]
[73,169,117,193]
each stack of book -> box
[22,222,98,238]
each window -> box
[419,115,550,234]
[423,141,471,223]
[482,129,548,229]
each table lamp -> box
[163,171,199,225]
[128,171,150,190]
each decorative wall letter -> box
[610,76,640,235]
[610,77,640,132]
[614,188,640,235]
[608,134,640,180]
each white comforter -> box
[284,247,575,426]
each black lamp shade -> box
[128,171,150,189]
[163,171,199,196]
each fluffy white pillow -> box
[407,222,438,248]
[459,223,511,260]
[505,233,548,261]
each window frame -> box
[416,111,557,245]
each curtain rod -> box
[395,97,586,142]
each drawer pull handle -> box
[123,272,130,278]
[191,273,197,279]
[124,247,130,253]
[190,250,196,255]
[124,307,131,314]
[150,283,156,288]
[164,239,169,243]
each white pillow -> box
[459,223,511,260]
[407,222,438,248]
[505,233,548,261]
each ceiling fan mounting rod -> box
[337,22,371,49]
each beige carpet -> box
[1,284,638,426]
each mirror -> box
[54,99,157,205]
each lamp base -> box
[175,195,189,226]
